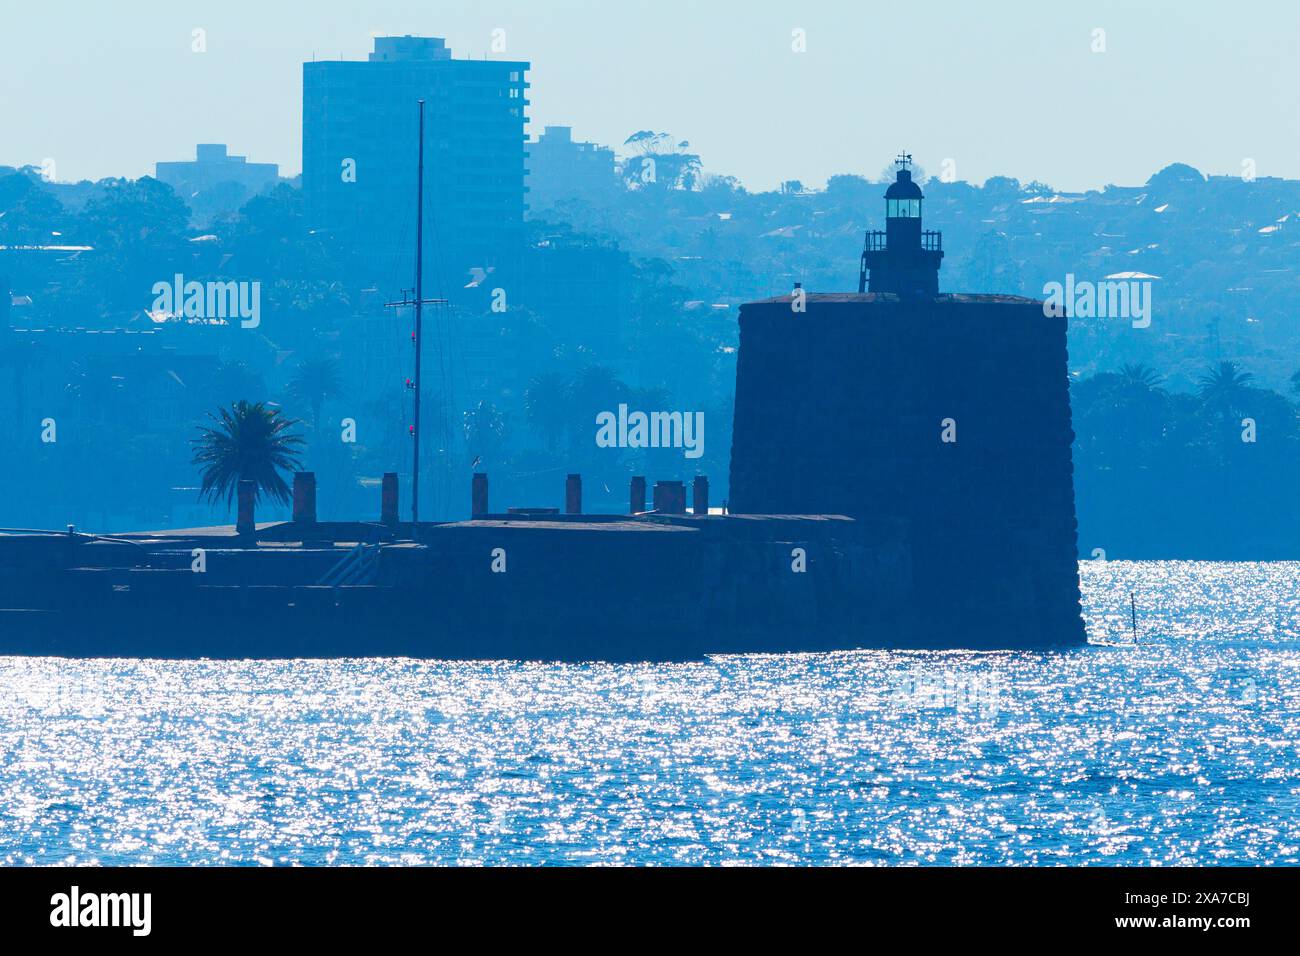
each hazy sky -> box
[3,0,1297,192]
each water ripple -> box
[1,561,1297,865]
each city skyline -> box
[4,0,1298,192]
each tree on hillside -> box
[525,372,570,452]
[621,131,701,191]
[1197,361,1255,419]
[1118,363,1166,393]
[0,172,66,245]
[286,356,345,438]
[462,400,507,468]
[70,177,193,320]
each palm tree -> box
[191,400,304,507]
[1104,363,1170,457]
[525,372,569,452]
[1197,361,1255,419]
[1197,361,1257,463]
[1118,363,1165,393]
[462,400,507,467]
[286,357,344,437]
[567,366,630,453]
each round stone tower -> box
[729,155,1085,649]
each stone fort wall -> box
[729,292,1085,647]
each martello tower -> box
[728,154,1085,649]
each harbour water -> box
[1,561,1297,865]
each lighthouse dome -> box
[885,168,924,199]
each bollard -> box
[653,480,687,514]
[381,472,399,527]
[693,475,710,516]
[293,472,317,524]
[237,479,256,536]
[472,472,489,518]
[565,474,582,515]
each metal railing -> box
[862,230,943,252]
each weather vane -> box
[896,151,913,170]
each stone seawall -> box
[0,514,911,660]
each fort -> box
[0,156,1085,660]
[730,155,1084,649]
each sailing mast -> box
[413,98,425,524]
[385,99,446,527]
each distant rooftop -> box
[183,144,263,166]
[368,35,452,62]
[155,144,278,179]
[744,292,1044,307]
